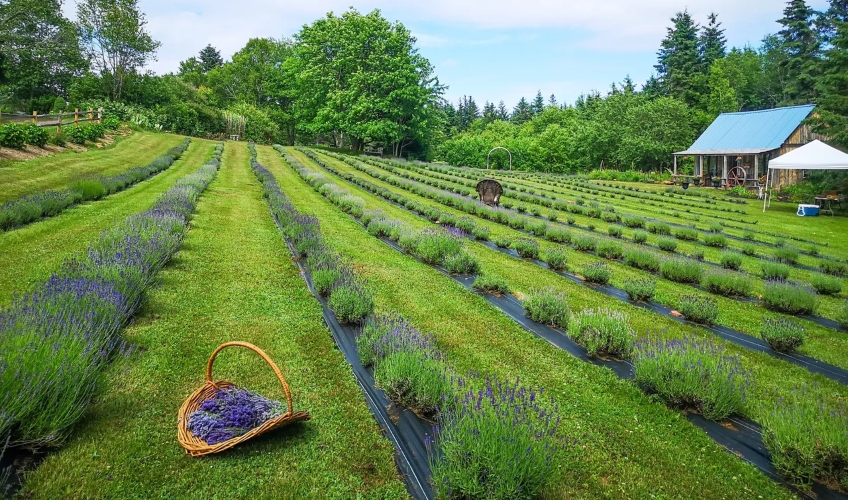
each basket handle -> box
[206,342,293,416]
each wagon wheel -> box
[727,167,746,187]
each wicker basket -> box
[177,341,311,457]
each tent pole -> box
[763,168,769,212]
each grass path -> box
[21,142,407,499]
[0,139,217,306]
[264,147,792,498]
[0,131,184,202]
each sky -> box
[64,0,829,108]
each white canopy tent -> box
[763,140,848,211]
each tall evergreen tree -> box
[621,75,636,94]
[654,10,702,106]
[512,96,533,124]
[699,13,727,70]
[548,93,557,107]
[813,0,848,145]
[531,90,545,114]
[198,44,223,73]
[496,100,509,120]
[776,0,820,103]
[482,100,496,122]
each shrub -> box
[647,221,671,235]
[587,223,596,231]
[660,259,702,283]
[760,317,805,352]
[102,116,121,130]
[443,250,480,274]
[597,241,624,260]
[657,237,678,252]
[761,389,848,491]
[48,131,67,146]
[66,125,89,145]
[0,123,27,148]
[608,226,622,238]
[516,204,527,213]
[23,124,49,147]
[512,238,540,259]
[547,211,558,221]
[774,246,799,264]
[677,294,718,324]
[566,216,576,225]
[839,303,848,329]
[761,261,791,280]
[633,231,648,244]
[691,250,705,261]
[375,350,448,417]
[356,314,437,368]
[70,179,107,201]
[312,268,341,297]
[328,275,374,323]
[524,218,548,237]
[573,235,598,252]
[545,226,571,244]
[623,216,645,228]
[544,248,568,271]
[701,269,753,297]
[582,262,611,284]
[430,375,562,500]
[523,288,570,328]
[624,249,660,272]
[568,309,634,358]
[708,222,723,233]
[763,281,818,315]
[471,225,490,241]
[820,260,847,277]
[472,274,510,295]
[634,335,749,420]
[494,236,511,248]
[86,123,104,141]
[810,274,842,295]
[413,229,463,265]
[703,234,728,248]
[622,277,656,302]
[720,252,742,270]
[743,231,755,241]
[675,228,699,241]
[741,244,757,256]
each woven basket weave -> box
[177,341,311,457]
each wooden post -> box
[75,108,79,125]
[754,155,759,179]
[32,111,37,125]
[57,111,63,133]
[98,107,102,123]
[88,107,93,122]
[673,156,678,176]
[722,156,728,186]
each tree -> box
[496,100,509,120]
[531,90,545,115]
[177,56,204,87]
[511,97,533,125]
[654,10,703,106]
[812,0,848,146]
[548,94,558,107]
[76,0,160,101]
[482,100,496,123]
[198,44,222,73]
[705,60,738,116]
[699,13,727,70]
[776,0,820,104]
[621,75,636,94]
[0,0,86,110]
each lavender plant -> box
[762,281,818,315]
[522,288,570,328]
[568,309,635,358]
[472,275,510,295]
[186,387,285,445]
[633,335,750,420]
[622,277,656,302]
[760,317,805,353]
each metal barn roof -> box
[675,104,816,155]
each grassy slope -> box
[22,142,407,499]
[309,150,848,371]
[0,131,183,202]
[270,147,792,499]
[0,139,216,306]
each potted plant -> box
[712,176,721,188]
[682,179,690,190]
[692,177,701,186]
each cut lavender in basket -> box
[186,387,284,445]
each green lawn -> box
[262,146,793,498]
[0,139,216,306]
[0,130,183,202]
[21,142,407,499]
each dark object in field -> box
[476,179,503,206]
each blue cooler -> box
[797,204,820,216]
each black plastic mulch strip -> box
[321,153,846,332]
[371,229,846,500]
[268,214,433,500]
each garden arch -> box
[486,147,512,170]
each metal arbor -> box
[486,147,512,170]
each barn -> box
[672,104,823,190]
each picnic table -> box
[815,194,843,216]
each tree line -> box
[437,0,848,172]
[0,0,845,170]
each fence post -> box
[88,107,93,122]
[58,111,63,133]
[32,111,37,125]
[75,108,79,125]
[98,107,102,123]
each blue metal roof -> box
[676,104,815,155]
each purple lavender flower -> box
[187,387,285,445]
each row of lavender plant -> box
[0,138,192,231]
[297,149,848,493]
[0,141,222,449]
[260,145,564,498]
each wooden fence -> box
[0,108,103,131]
